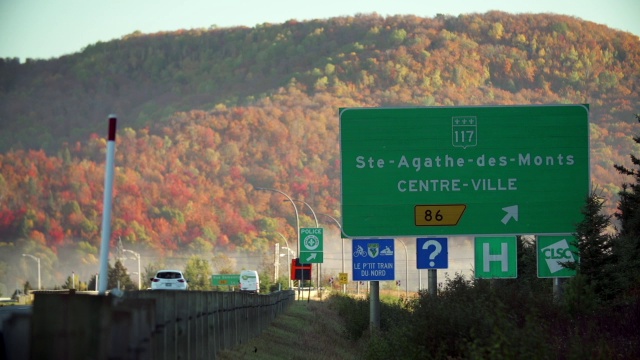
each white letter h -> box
[483,243,509,272]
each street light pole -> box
[255,187,300,256]
[270,232,294,289]
[318,213,346,294]
[398,240,408,298]
[22,253,41,290]
[122,249,141,290]
[274,243,279,283]
[290,199,320,290]
[256,187,302,299]
[289,200,318,227]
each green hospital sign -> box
[340,105,589,237]
[475,236,518,279]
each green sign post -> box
[474,236,518,279]
[300,228,323,263]
[211,274,240,286]
[537,236,579,278]
[340,105,589,237]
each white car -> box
[150,270,188,290]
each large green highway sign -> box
[340,105,589,237]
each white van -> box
[239,270,260,293]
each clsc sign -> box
[537,236,579,278]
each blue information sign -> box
[417,237,448,269]
[352,239,395,281]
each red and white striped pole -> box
[98,115,117,295]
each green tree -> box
[86,274,99,291]
[62,275,76,289]
[108,259,136,291]
[389,28,407,45]
[257,269,275,293]
[187,237,213,255]
[23,281,33,294]
[614,114,640,237]
[514,235,550,295]
[211,253,236,274]
[612,113,640,299]
[568,191,614,302]
[183,255,212,290]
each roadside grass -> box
[217,282,640,359]
[217,295,363,360]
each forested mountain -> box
[0,12,639,286]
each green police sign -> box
[340,105,589,237]
[300,228,323,263]
[537,236,579,278]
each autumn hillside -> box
[0,12,639,285]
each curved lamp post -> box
[268,231,294,289]
[122,249,141,290]
[255,187,300,256]
[318,213,346,294]
[289,199,320,289]
[22,253,41,290]
[288,199,318,227]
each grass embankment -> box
[217,296,362,360]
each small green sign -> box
[537,236,579,278]
[300,228,323,263]
[474,237,517,279]
[211,274,240,286]
[340,105,589,237]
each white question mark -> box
[423,240,442,267]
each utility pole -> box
[274,243,279,282]
[22,254,41,290]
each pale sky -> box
[1,0,639,61]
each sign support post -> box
[352,239,394,330]
[370,281,380,330]
[427,270,437,296]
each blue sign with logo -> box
[417,237,448,269]
[352,239,395,281]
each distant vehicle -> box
[150,270,188,290]
[239,270,260,293]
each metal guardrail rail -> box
[11,289,294,360]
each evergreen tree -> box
[614,113,640,237]
[62,275,75,289]
[612,113,640,299]
[23,281,33,294]
[87,274,99,291]
[569,191,614,302]
[107,259,136,291]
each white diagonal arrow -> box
[306,253,317,262]
[501,205,519,224]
